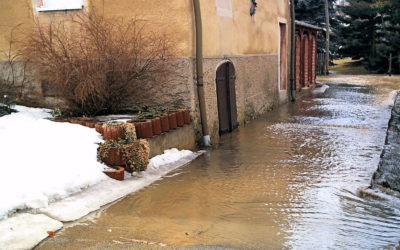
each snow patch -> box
[312,84,330,94]
[147,148,194,171]
[0,213,62,250]
[39,150,204,222]
[0,106,107,219]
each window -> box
[37,0,83,12]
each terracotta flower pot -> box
[131,121,142,139]
[95,123,104,134]
[51,118,69,123]
[133,120,153,139]
[151,117,162,135]
[85,121,96,128]
[168,113,177,129]
[176,110,184,127]
[183,109,191,124]
[70,119,82,125]
[141,120,153,138]
[103,166,124,181]
[103,125,124,140]
[101,147,125,166]
[160,115,170,132]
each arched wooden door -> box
[216,62,238,134]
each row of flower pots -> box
[50,109,190,181]
[128,109,191,139]
[54,109,191,141]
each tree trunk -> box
[388,52,392,76]
[290,0,296,101]
[324,0,330,75]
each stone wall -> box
[372,93,400,192]
[122,54,283,145]
[147,124,196,158]
[199,54,281,143]
[124,58,195,111]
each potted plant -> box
[183,109,191,124]
[101,121,137,141]
[95,122,104,134]
[129,114,153,139]
[98,140,125,166]
[102,121,125,140]
[175,109,185,127]
[160,114,170,132]
[98,139,150,173]
[151,117,162,135]
[80,117,98,128]
[167,111,177,129]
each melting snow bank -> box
[39,149,203,222]
[0,106,107,220]
[0,150,203,250]
[0,213,62,250]
[0,105,204,249]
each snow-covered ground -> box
[39,149,202,222]
[0,106,107,220]
[0,106,202,249]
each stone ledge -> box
[372,93,400,192]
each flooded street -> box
[38,76,400,249]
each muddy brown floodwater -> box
[37,75,400,249]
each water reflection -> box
[38,81,400,249]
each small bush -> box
[24,11,176,116]
[0,93,16,117]
[98,139,150,173]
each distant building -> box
[295,21,322,91]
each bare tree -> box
[324,0,330,75]
[0,24,32,101]
[23,11,177,115]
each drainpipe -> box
[289,0,296,102]
[193,0,210,146]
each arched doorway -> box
[216,61,238,134]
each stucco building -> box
[295,21,321,91]
[0,0,292,144]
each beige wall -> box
[201,0,289,56]
[0,0,34,60]
[0,0,289,57]
[0,0,291,143]
[0,0,291,69]
[88,0,195,57]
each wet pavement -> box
[37,77,400,249]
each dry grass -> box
[329,57,370,75]
[317,58,400,91]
